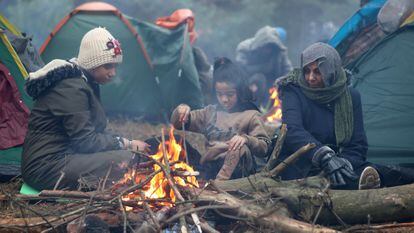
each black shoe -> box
[359,166,381,190]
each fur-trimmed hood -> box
[25,59,84,99]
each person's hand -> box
[123,138,150,153]
[176,104,191,123]
[312,146,358,187]
[131,140,151,153]
[226,135,247,151]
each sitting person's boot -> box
[359,166,381,190]
[216,150,242,180]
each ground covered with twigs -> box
[1,120,414,233]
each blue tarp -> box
[329,0,386,49]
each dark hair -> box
[213,57,253,106]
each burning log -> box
[118,128,199,206]
[114,128,202,232]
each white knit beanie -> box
[77,27,123,70]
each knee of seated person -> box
[237,145,251,156]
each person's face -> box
[304,61,324,88]
[249,83,258,94]
[90,63,117,84]
[215,81,238,111]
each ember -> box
[119,128,199,208]
[265,87,282,123]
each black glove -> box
[312,146,358,187]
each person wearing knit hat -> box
[75,27,123,84]
[77,27,122,69]
[22,27,150,191]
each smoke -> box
[3,0,358,66]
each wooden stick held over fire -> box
[160,129,185,202]
[161,129,189,233]
[161,129,202,233]
[181,122,190,165]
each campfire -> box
[3,127,414,232]
[265,87,282,124]
[119,128,199,208]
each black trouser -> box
[23,150,134,191]
[372,163,414,187]
[345,163,414,189]
[282,158,414,189]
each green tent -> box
[0,15,31,107]
[0,14,32,175]
[40,2,203,119]
[350,23,414,166]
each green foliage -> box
[3,0,358,65]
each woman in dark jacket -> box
[276,42,414,189]
[22,28,149,191]
[276,42,373,189]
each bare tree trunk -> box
[212,173,326,192]
[194,189,339,233]
[213,175,414,225]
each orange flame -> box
[119,128,198,208]
[266,87,282,123]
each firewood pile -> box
[1,125,414,232]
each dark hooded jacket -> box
[236,26,292,85]
[276,43,368,180]
[22,59,124,189]
[277,84,368,179]
[236,26,292,107]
